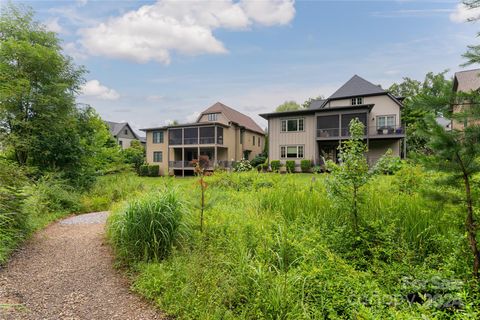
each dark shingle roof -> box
[200,102,264,134]
[308,99,326,109]
[329,75,385,99]
[105,121,126,136]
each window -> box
[281,118,304,132]
[207,113,218,121]
[119,140,123,147]
[280,145,304,159]
[124,129,128,135]
[153,151,163,162]
[253,136,255,146]
[240,130,244,144]
[153,131,164,143]
[258,137,261,148]
[351,97,363,105]
[376,115,395,128]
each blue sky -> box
[11,0,480,132]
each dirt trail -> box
[0,212,164,320]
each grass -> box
[102,169,479,319]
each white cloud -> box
[44,18,65,34]
[450,3,480,23]
[81,80,120,100]
[79,0,295,64]
[146,95,164,102]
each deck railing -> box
[317,126,404,139]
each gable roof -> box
[453,69,480,92]
[200,102,264,134]
[329,75,385,100]
[308,99,327,110]
[105,121,140,139]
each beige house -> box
[452,69,480,130]
[106,121,145,149]
[142,102,265,176]
[260,75,405,170]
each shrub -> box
[139,165,149,176]
[148,165,159,177]
[285,160,295,173]
[233,159,253,172]
[250,155,267,168]
[372,149,403,175]
[139,165,159,177]
[300,159,312,172]
[270,160,281,172]
[107,190,188,263]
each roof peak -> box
[329,75,385,99]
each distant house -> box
[105,121,145,149]
[260,75,405,169]
[436,116,452,131]
[452,69,480,130]
[141,102,265,176]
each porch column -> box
[214,146,217,166]
[182,147,185,168]
[339,114,342,138]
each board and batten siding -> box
[268,114,318,165]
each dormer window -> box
[207,113,218,121]
[351,97,363,105]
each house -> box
[452,69,480,130]
[259,75,405,169]
[141,102,265,176]
[106,121,145,149]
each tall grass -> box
[107,189,189,263]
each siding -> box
[145,130,168,176]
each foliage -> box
[0,5,120,188]
[108,190,188,264]
[0,158,29,263]
[109,172,480,319]
[275,101,302,112]
[372,149,403,175]
[270,160,281,172]
[285,160,295,173]
[250,155,266,168]
[300,159,312,172]
[123,140,146,173]
[462,0,480,65]
[420,111,480,278]
[326,119,370,232]
[139,165,159,177]
[233,159,253,172]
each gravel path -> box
[0,212,164,320]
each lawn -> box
[102,170,478,319]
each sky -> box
[7,0,480,134]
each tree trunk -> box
[463,172,480,278]
[200,177,204,233]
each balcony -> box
[168,126,224,146]
[317,126,405,140]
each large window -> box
[216,126,223,144]
[207,113,218,121]
[253,136,255,146]
[281,118,304,132]
[351,97,363,105]
[153,151,163,162]
[153,131,164,143]
[184,127,198,144]
[376,115,395,128]
[280,145,304,159]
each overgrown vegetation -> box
[100,170,480,319]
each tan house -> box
[260,75,405,169]
[106,121,145,149]
[142,102,265,176]
[452,69,480,130]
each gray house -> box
[260,75,405,169]
[106,121,145,149]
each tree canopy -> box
[275,101,302,112]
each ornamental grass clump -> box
[107,190,188,263]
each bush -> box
[286,160,295,173]
[148,165,159,177]
[233,159,253,172]
[139,165,159,177]
[270,160,281,172]
[107,190,188,263]
[250,155,267,168]
[372,149,403,175]
[300,159,312,172]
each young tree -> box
[326,119,370,232]
[193,155,210,233]
[123,140,145,173]
[275,101,302,112]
